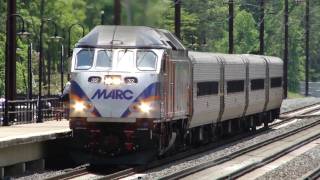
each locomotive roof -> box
[76,25,186,50]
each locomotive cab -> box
[69,26,191,163]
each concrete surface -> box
[0,120,71,149]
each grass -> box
[288,91,305,99]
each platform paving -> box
[0,120,71,178]
[0,120,71,149]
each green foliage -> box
[0,0,318,95]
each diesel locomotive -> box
[69,26,283,164]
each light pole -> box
[228,0,234,54]
[5,11,30,126]
[305,0,309,96]
[114,0,121,25]
[60,44,64,95]
[259,0,265,55]
[68,23,85,57]
[101,10,105,25]
[284,0,289,99]
[37,18,62,123]
[27,42,33,99]
[174,0,181,39]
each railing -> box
[0,96,67,126]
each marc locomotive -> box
[69,26,283,164]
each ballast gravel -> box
[256,145,320,180]
[281,97,320,113]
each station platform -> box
[0,120,71,178]
[0,120,70,149]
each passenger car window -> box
[197,81,219,96]
[75,49,94,70]
[96,50,112,68]
[251,79,264,90]
[136,51,157,71]
[271,77,282,88]
[227,80,244,93]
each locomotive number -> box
[125,77,138,84]
[88,76,101,83]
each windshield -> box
[96,50,112,68]
[73,48,161,72]
[75,49,94,70]
[115,50,134,72]
[136,50,157,71]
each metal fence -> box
[0,97,67,126]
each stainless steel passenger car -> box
[69,26,283,164]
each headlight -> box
[104,77,113,85]
[138,103,152,113]
[104,75,123,85]
[73,101,86,112]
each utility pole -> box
[27,43,33,99]
[37,0,45,123]
[60,44,64,95]
[4,0,17,126]
[305,0,309,96]
[284,0,288,99]
[228,0,234,54]
[47,45,51,96]
[114,0,121,25]
[174,0,181,39]
[259,0,265,55]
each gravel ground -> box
[281,97,320,113]
[256,145,320,180]
[13,97,320,180]
[13,164,89,180]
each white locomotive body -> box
[69,26,283,164]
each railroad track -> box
[45,167,90,180]
[269,102,320,128]
[160,118,320,179]
[45,104,320,180]
[301,165,320,180]
[279,102,320,119]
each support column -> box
[6,163,26,176]
[26,159,45,172]
[0,167,4,179]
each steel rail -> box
[45,166,90,180]
[301,165,320,180]
[270,103,320,128]
[160,118,320,179]
[223,128,320,179]
[280,102,320,117]
[98,168,138,180]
